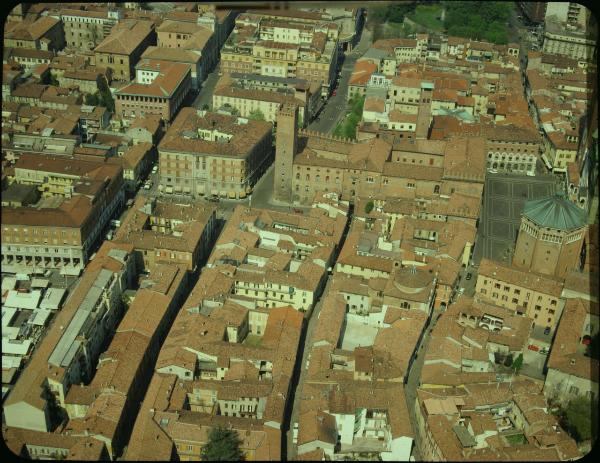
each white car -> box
[152,165,158,174]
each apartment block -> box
[113,196,217,272]
[221,12,339,96]
[1,154,124,274]
[94,19,156,81]
[542,19,596,62]
[127,296,303,460]
[59,8,122,51]
[414,382,580,461]
[544,298,599,405]
[60,261,189,459]
[475,258,565,332]
[157,108,273,199]
[4,16,64,51]
[3,242,136,432]
[114,59,192,122]
[213,73,320,125]
[155,19,218,81]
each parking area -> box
[472,173,559,265]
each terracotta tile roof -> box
[478,258,564,297]
[548,298,600,382]
[94,19,154,55]
[5,16,60,41]
[158,107,272,157]
[349,60,378,85]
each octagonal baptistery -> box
[513,194,588,279]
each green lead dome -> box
[523,194,587,231]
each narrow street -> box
[284,206,352,460]
[403,310,441,460]
[192,67,221,109]
[308,26,373,134]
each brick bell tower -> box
[274,103,298,202]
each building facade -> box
[157,108,273,199]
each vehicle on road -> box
[143,182,152,190]
[466,273,472,280]
[208,196,220,203]
[332,90,337,96]
[152,165,158,174]
[126,198,134,207]
[293,208,303,214]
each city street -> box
[403,310,441,461]
[285,276,334,460]
[192,67,222,110]
[307,26,373,134]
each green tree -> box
[564,397,598,442]
[202,103,210,110]
[248,108,266,121]
[365,200,374,214]
[511,353,523,373]
[387,3,416,23]
[201,427,244,461]
[85,92,100,106]
[95,75,115,112]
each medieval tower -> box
[274,103,298,202]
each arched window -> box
[434,185,440,194]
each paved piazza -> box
[473,173,560,265]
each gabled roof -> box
[523,195,587,231]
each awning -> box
[228,191,236,199]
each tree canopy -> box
[368,3,416,25]
[200,427,244,461]
[248,108,266,121]
[563,397,598,442]
[443,1,512,44]
[511,353,523,373]
[365,200,375,214]
[333,94,365,140]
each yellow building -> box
[475,258,565,332]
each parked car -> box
[208,196,220,203]
[152,165,158,174]
[143,182,151,190]
[466,273,472,281]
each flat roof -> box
[48,269,113,368]
[4,290,42,310]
